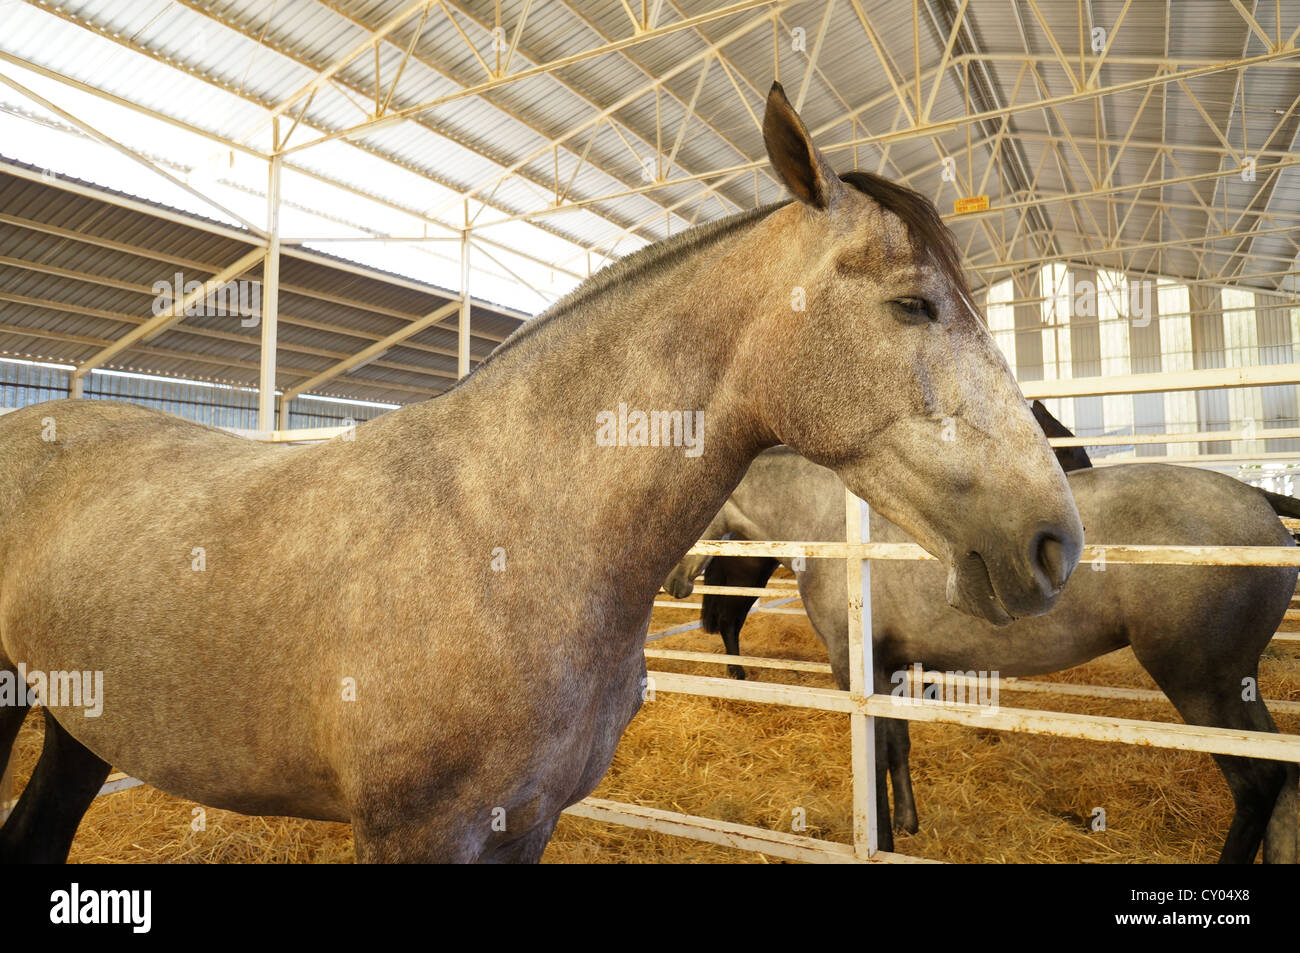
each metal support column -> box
[459,201,471,379]
[259,119,282,432]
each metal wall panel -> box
[1013,271,1044,382]
[1189,286,1232,454]
[1129,287,1166,457]
[1255,294,1300,453]
[0,362,391,430]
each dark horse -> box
[667,405,1299,863]
[0,85,1081,863]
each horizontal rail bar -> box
[1093,453,1300,467]
[226,425,353,443]
[1048,427,1300,447]
[922,672,1300,717]
[645,595,801,641]
[644,650,1300,714]
[98,774,144,796]
[653,599,806,614]
[563,798,935,864]
[647,672,1300,762]
[1019,364,1300,400]
[645,648,833,674]
[685,540,1300,566]
[677,584,803,598]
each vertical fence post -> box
[844,488,877,858]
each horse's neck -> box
[392,239,775,600]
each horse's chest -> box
[536,619,650,804]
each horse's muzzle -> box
[947,524,1082,624]
[664,577,696,599]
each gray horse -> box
[0,84,1082,863]
[665,445,1299,864]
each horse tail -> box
[699,557,745,636]
[699,556,781,634]
[1259,489,1300,520]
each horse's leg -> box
[1263,762,1298,864]
[704,556,778,680]
[1131,645,1285,864]
[885,718,919,834]
[478,816,560,864]
[353,810,560,863]
[871,717,894,853]
[352,815,479,863]
[0,709,109,863]
[1201,701,1287,864]
[718,612,747,680]
[0,676,29,824]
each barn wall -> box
[0,361,391,429]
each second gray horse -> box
[665,447,1299,863]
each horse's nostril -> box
[1035,533,1069,590]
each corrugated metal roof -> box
[0,162,523,404]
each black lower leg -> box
[0,696,30,823]
[721,621,747,680]
[1214,752,1286,864]
[0,709,109,863]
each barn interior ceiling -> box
[1,0,1299,407]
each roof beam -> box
[0,263,473,374]
[975,222,1300,274]
[14,3,604,273]
[70,248,265,388]
[282,301,461,401]
[0,318,440,399]
[244,0,434,140]
[0,203,511,345]
[470,43,1300,234]
[279,0,788,155]
[416,6,782,223]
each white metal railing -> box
[599,498,1300,864]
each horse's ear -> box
[762,82,846,211]
[1030,400,1054,430]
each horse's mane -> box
[462,170,971,383]
[464,204,781,380]
[840,170,973,313]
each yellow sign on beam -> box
[953,195,989,215]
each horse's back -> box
[0,399,267,479]
[1069,463,1294,547]
[0,400,276,553]
[1067,463,1296,661]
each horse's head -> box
[1030,400,1093,472]
[739,83,1083,625]
[664,506,731,598]
[664,554,711,599]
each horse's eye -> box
[893,297,936,323]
